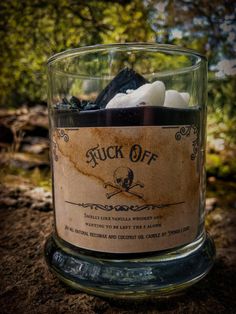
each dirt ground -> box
[0,178,235,314]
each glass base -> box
[44,233,215,299]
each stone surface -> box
[0,185,52,212]
[24,187,52,211]
[0,152,50,170]
[0,181,235,314]
[0,105,48,152]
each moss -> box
[206,153,236,180]
[0,164,51,190]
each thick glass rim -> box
[47,42,207,78]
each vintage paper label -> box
[52,125,200,253]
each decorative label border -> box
[52,125,199,161]
[65,200,185,211]
[162,125,199,160]
[52,129,70,162]
[175,125,199,160]
[56,129,69,142]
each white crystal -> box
[126,89,134,94]
[106,81,165,108]
[164,90,190,108]
[180,92,190,105]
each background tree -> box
[0,0,154,106]
[0,0,235,178]
[146,0,236,175]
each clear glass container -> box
[45,43,215,298]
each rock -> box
[0,124,14,144]
[0,197,18,208]
[206,197,218,213]
[0,184,52,211]
[0,152,50,170]
[21,136,49,154]
[21,143,48,154]
[106,81,165,108]
[0,185,27,209]
[212,212,223,223]
[164,90,190,108]
[0,105,49,152]
[208,176,216,183]
[95,67,147,107]
[26,105,49,130]
[24,187,52,211]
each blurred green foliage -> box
[0,0,235,178]
[147,0,236,144]
[0,0,154,105]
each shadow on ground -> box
[0,178,235,314]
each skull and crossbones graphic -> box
[104,167,144,199]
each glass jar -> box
[45,43,215,298]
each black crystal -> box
[54,68,147,111]
[83,103,100,111]
[95,67,147,108]
[69,96,81,109]
[62,97,70,105]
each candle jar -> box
[45,43,215,298]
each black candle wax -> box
[53,106,200,128]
